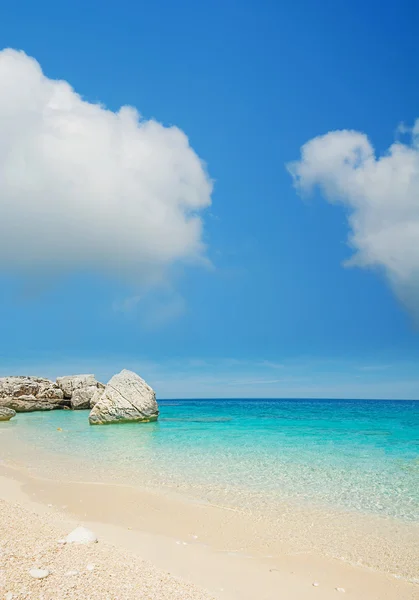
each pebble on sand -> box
[312,581,319,587]
[65,526,98,544]
[29,568,50,579]
[336,588,346,593]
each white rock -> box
[336,588,346,593]
[5,592,13,600]
[89,386,105,408]
[0,376,65,412]
[0,407,16,421]
[57,538,67,545]
[56,374,98,399]
[29,568,50,579]
[65,570,79,576]
[71,386,99,410]
[312,581,320,587]
[89,369,159,425]
[65,526,98,544]
[86,564,95,571]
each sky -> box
[0,0,418,399]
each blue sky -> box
[0,0,418,398]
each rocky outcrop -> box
[89,369,158,425]
[57,374,97,398]
[89,386,105,408]
[0,406,16,421]
[0,396,65,412]
[56,375,104,410]
[0,374,104,412]
[0,376,67,412]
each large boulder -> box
[89,385,105,408]
[0,406,16,421]
[56,375,104,410]
[0,376,67,412]
[89,370,158,425]
[70,386,98,410]
[56,374,98,399]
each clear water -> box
[2,398,418,522]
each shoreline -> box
[1,425,418,582]
[0,485,213,600]
[0,461,417,600]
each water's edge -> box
[1,398,418,581]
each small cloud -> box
[222,358,243,367]
[113,288,185,328]
[187,359,209,368]
[258,361,285,369]
[396,122,411,136]
[287,120,419,318]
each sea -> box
[2,398,418,523]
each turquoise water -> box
[2,398,418,522]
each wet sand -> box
[0,463,417,600]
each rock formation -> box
[0,375,104,412]
[89,386,105,408]
[56,375,104,410]
[0,406,16,421]
[89,369,158,425]
[0,372,155,419]
[0,376,67,412]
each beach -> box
[0,398,418,599]
[0,492,212,600]
[1,7,418,598]
[0,459,417,599]
[0,464,417,600]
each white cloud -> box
[113,287,186,328]
[0,49,212,283]
[287,121,419,316]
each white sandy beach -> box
[0,461,417,600]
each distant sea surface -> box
[2,398,418,523]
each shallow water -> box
[2,398,418,522]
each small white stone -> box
[86,564,95,571]
[57,539,67,545]
[29,568,50,579]
[312,581,320,587]
[47,503,53,508]
[65,570,79,576]
[65,526,97,544]
[336,588,346,593]
[5,592,14,600]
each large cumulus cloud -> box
[0,49,212,283]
